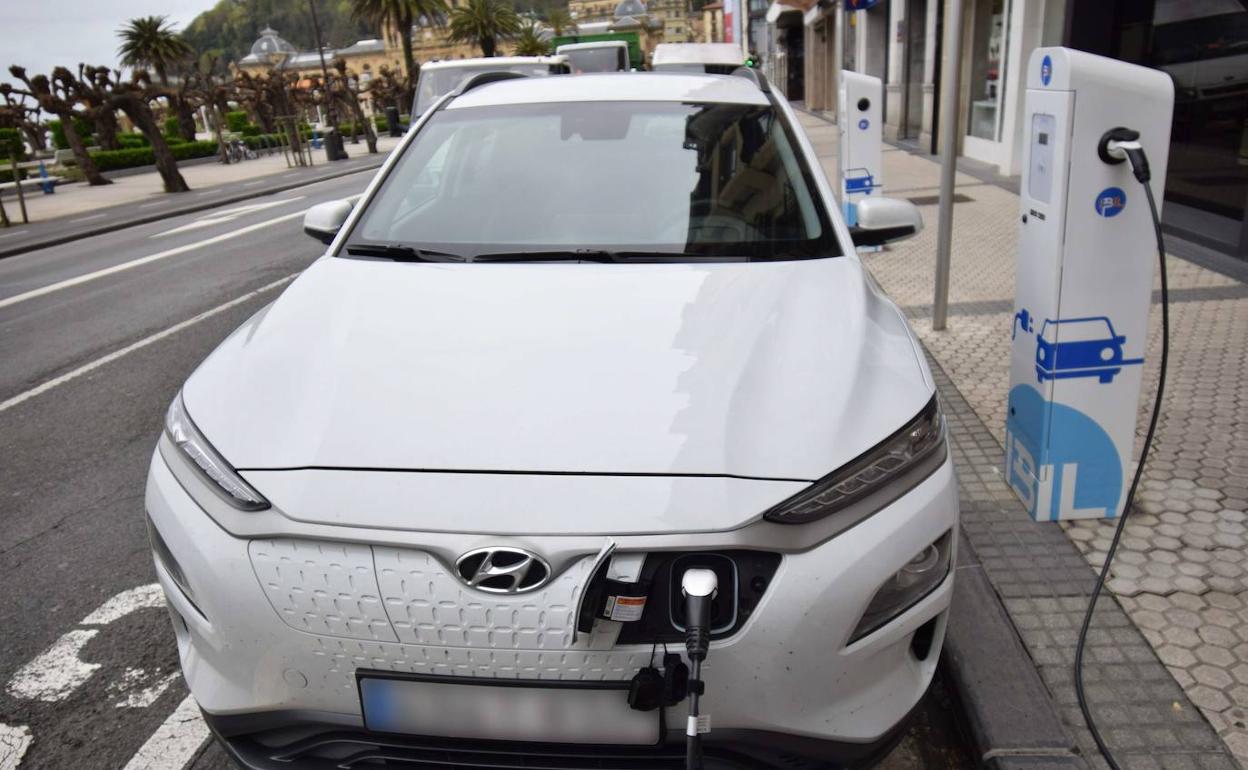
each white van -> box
[556,41,630,72]
[413,55,568,116]
[652,42,745,74]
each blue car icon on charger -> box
[1035,316,1143,384]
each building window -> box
[966,0,1009,141]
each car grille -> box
[248,538,594,648]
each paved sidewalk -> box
[795,110,1248,768]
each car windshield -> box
[343,100,840,262]
[414,64,556,115]
[564,47,625,72]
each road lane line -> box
[71,214,107,223]
[0,723,32,769]
[121,695,209,770]
[0,211,304,311]
[137,201,170,209]
[0,274,297,414]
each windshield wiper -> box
[345,243,465,262]
[471,250,627,263]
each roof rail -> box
[729,66,770,94]
[453,70,531,97]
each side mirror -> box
[303,200,353,245]
[850,197,923,247]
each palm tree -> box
[544,8,577,37]
[448,0,522,57]
[513,20,551,56]
[352,0,448,103]
[116,16,194,85]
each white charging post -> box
[837,71,883,227]
[1005,47,1173,522]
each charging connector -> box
[1076,131,1169,770]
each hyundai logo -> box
[454,547,552,593]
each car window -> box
[564,47,626,73]
[344,100,841,262]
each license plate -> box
[357,672,660,745]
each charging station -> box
[1005,47,1173,522]
[837,71,883,226]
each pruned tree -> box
[74,66,189,192]
[0,84,48,153]
[8,65,110,186]
[330,58,377,154]
[365,64,407,117]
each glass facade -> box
[966,0,1010,141]
[1070,0,1248,257]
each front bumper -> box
[146,445,958,767]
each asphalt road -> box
[0,168,972,769]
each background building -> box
[765,0,1248,259]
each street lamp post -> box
[308,0,339,129]
[932,0,963,331]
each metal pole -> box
[932,0,963,331]
[10,154,28,224]
[308,0,338,128]
[833,1,845,122]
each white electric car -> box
[145,70,958,769]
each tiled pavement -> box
[793,110,1248,767]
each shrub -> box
[48,117,95,150]
[225,111,249,132]
[164,116,180,138]
[88,140,219,172]
[117,133,149,149]
[0,128,24,160]
[0,168,27,183]
[242,133,288,150]
[240,124,261,137]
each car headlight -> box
[763,396,945,524]
[850,530,952,642]
[165,392,270,511]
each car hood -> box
[184,255,931,484]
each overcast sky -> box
[2,0,210,84]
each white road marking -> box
[82,584,166,625]
[70,213,107,223]
[0,723,32,770]
[0,274,297,414]
[152,197,305,239]
[110,670,180,709]
[121,695,209,770]
[0,231,19,239]
[0,210,304,311]
[242,180,265,187]
[6,629,101,702]
[137,200,170,209]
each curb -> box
[0,160,384,260]
[943,532,1089,769]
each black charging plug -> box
[1098,127,1151,184]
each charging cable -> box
[1074,129,1169,770]
[681,568,718,770]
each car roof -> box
[421,56,564,72]
[652,43,745,66]
[446,72,770,108]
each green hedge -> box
[89,140,219,172]
[0,128,24,160]
[117,133,149,149]
[225,111,249,132]
[0,168,27,183]
[240,124,261,137]
[164,116,180,138]
[48,118,95,150]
